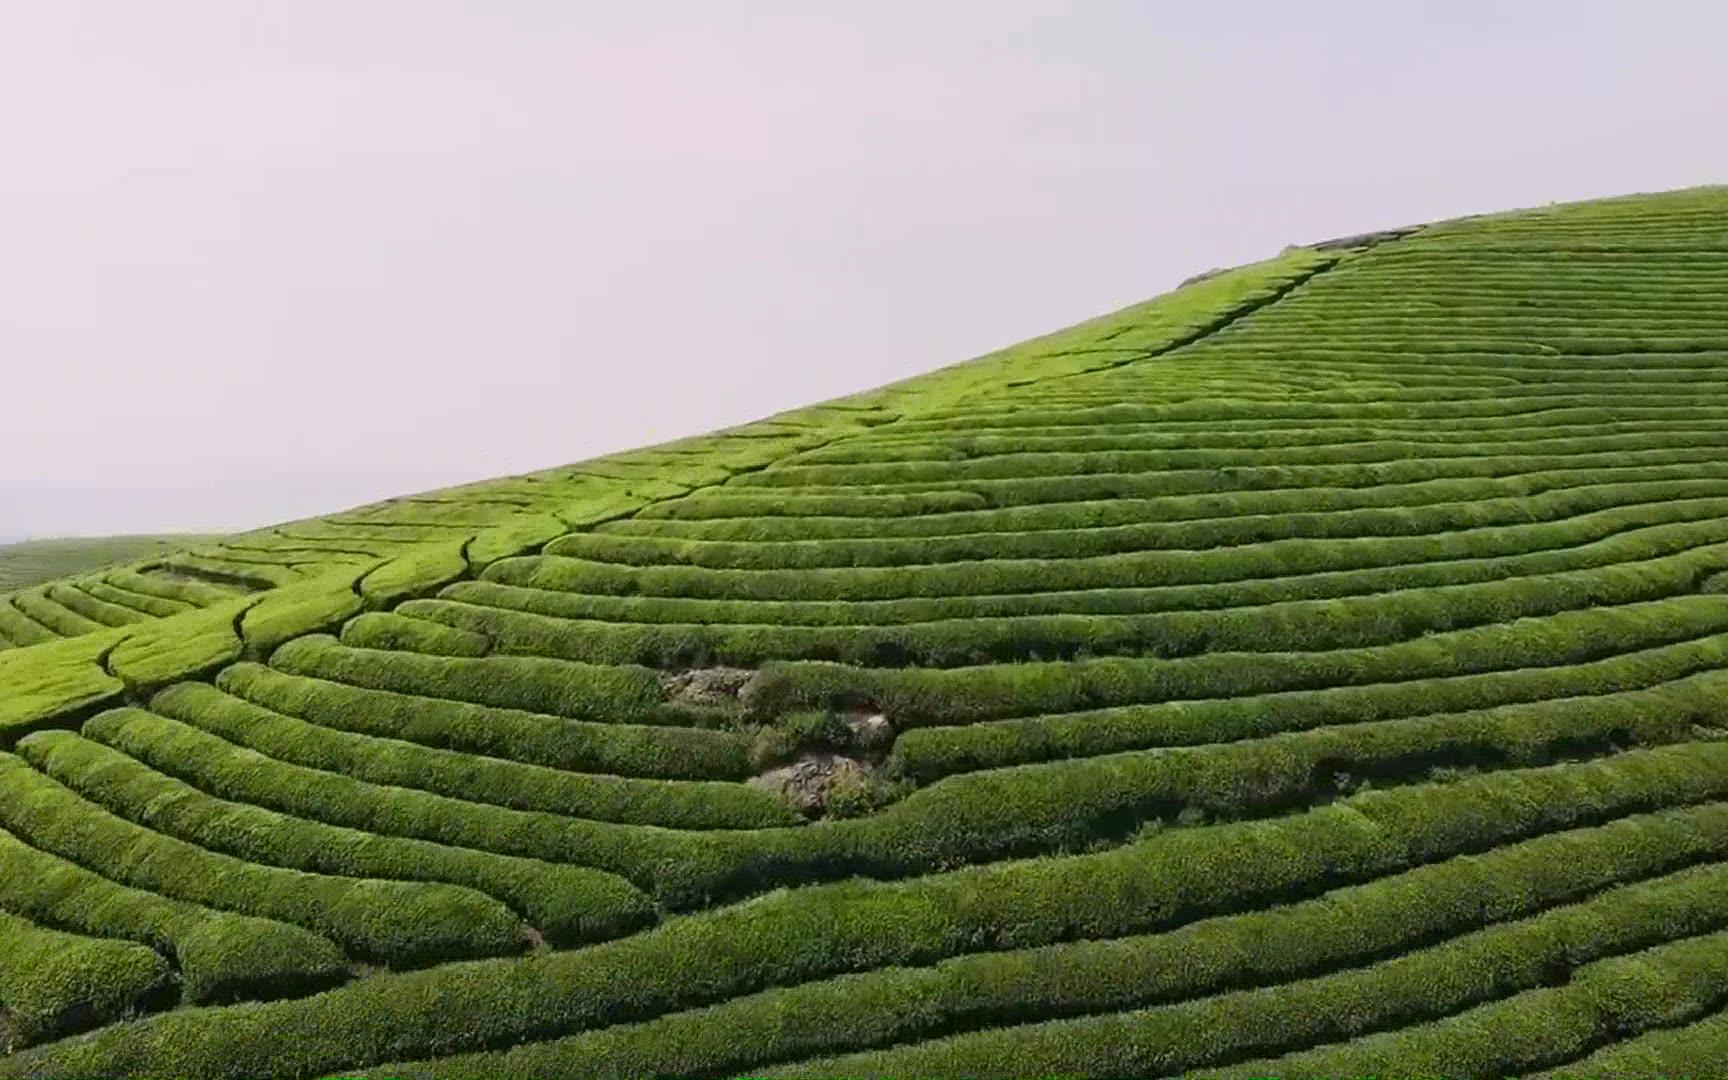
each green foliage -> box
[106,567,239,608]
[405,542,1728,667]
[30,721,655,946]
[0,821,345,1003]
[269,635,668,723]
[373,802,1728,1077]
[0,910,169,1048]
[740,594,1728,724]
[218,661,754,781]
[144,682,794,830]
[13,739,1728,1079]
[8,190,1728,1076]
[45,582,151,627]
[340,611,491,657]
[779,868,1728,1078]
[80,578,196,618]
[0,751,528,966]
[892,624,1728,779]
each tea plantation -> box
[3,187,1728,1076]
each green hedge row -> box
[598,473,1728,543]
[11,742,1728,1079]
[108,567,240,608]
[636,489,990,521]
[128,685,736,904]
[0,601,55,646]
[409,545,1728,668]
[0,909,169,1048]
[896,626,1728,778]
[161,554,300,589]
[552,492,1728,570]
[722,431,1728,490]
[800,690,1728,892]
[339,611,491,657]
[11,589,102,637]
[788,415,1728,465]
[648,447,1728,513]
[0,753,527,966]
[1215,925,1728,1079]
[867,404,1728,447]
[217,663,753,781]
[374,803,1728,1079]
[31,720,654,946]
[865,391,1723,435]
[629,460,1728,530]
[0,823,345,1003]
[499,483,1728,601]
[268,636,670,724]
[46,583,150,627]
[793,410,1728,457]
[740,594,1728,724]
[763,861,1728,1078]
[148,682,793,830]
[705,446,1728,509]
[81,578,195,618]
[127,668,1728,915]
[1539,1004,1728,1078]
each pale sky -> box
[3,1,1726,538]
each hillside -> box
[0,536,208,594]
[2,186,1728,1075]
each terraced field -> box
[3,187,1728,1076]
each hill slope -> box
[4,187,1728,1075]
[0,535,208,593]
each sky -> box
[3,1,1726,539]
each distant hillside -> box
[5,186,1728,1075]
[0,535,206,592]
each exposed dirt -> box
[750,751,872,817]
[836,707,896,759]
[663,666,755,709]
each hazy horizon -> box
[5,1,1727,538]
